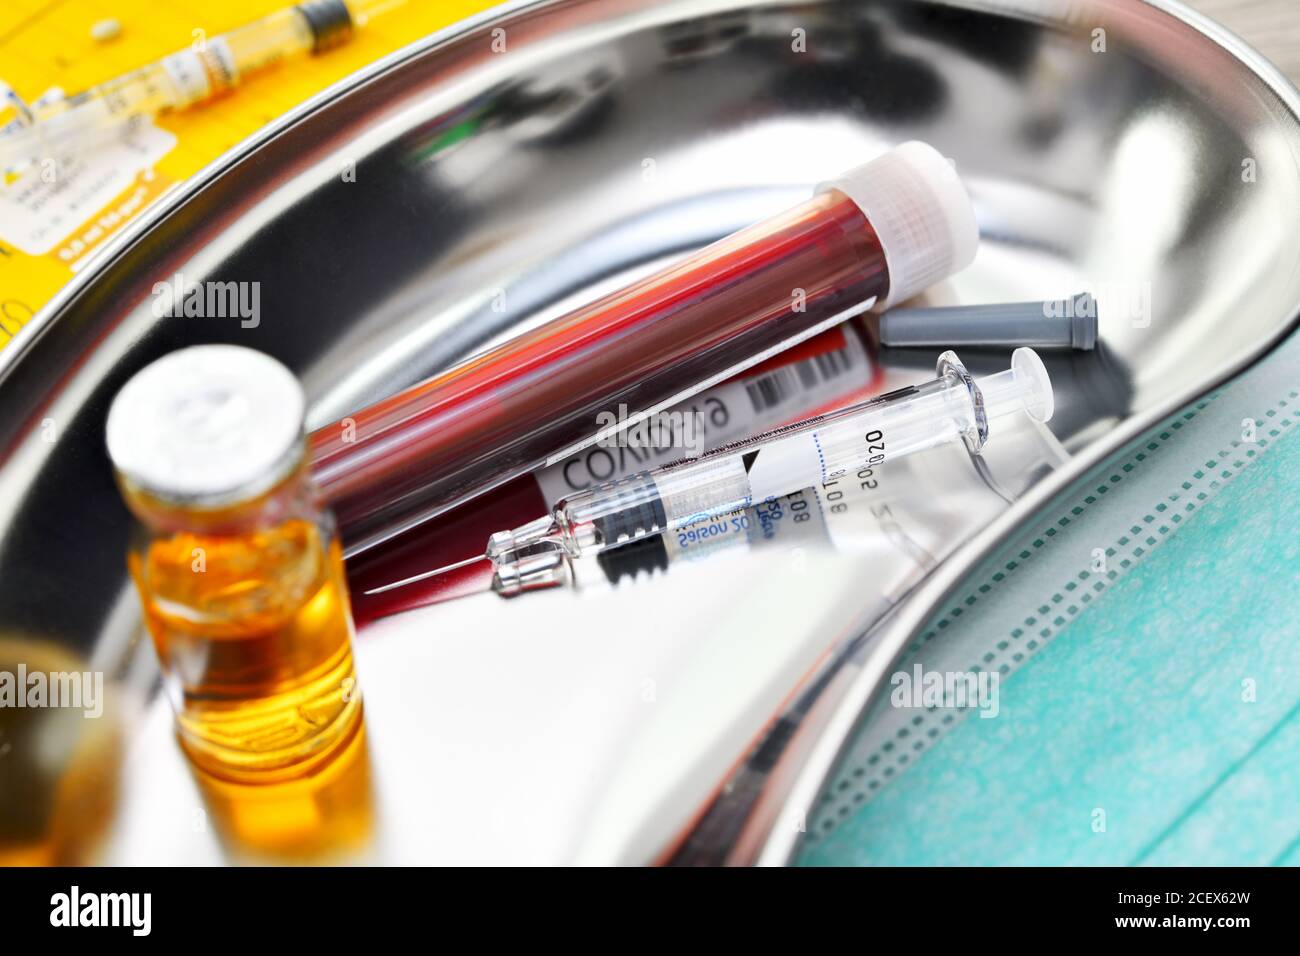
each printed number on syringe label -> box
[535,336,869,504]
[744,426,885,503]
[669,488,830,563]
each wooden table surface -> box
[1190,0,1300,82]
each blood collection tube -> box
[311,141,978,556]
[346,323,881,623]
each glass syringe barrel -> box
[488,349,1054,577]
[69,0,359,112]
[312,142,979,556]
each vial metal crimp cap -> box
[105,345,306,509]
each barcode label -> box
[534,330,871,505]
[746,348,853,412]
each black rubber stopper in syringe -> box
[879,292,1098,350]
[296,0,355,53]
[589,472,670,547]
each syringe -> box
[484,348,1054,596]
[0,0,402,177]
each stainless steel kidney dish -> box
[0,0,1296,864]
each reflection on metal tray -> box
[0,0,1298,864]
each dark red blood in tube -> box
[346,324,885,626]
[311,189,887,554]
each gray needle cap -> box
[880,291,1098,350]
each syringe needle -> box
[362,552,489,595]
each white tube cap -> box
[818,141,978,309]
[106,345,305,508]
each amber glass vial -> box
[107,345,361,781]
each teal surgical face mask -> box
[800,329,1300,867]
